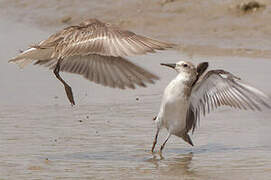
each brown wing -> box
[39,18,175,58]
[34,54,159,89]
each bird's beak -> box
[160,63,176,69]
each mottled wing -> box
[38,26,76,48]
[187,70,271,133]
[9,19,175,69]
[34,55,159,89]
[52,19,175,58]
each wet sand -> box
[2,0,271,58]
[1,0,271,179]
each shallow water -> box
[1,3,271,179]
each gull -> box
[152,61,271,153]
[9,18,175,105]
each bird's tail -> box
[9,47,53,68]
[182,134,194,146]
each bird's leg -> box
[160,133,171,153]
[151,128,160,153]
[53,58,75,105]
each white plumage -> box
[152,61,270,153]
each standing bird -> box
[152,61,270,153]
[9,18,175,105]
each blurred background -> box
[2,0,271,57]
[0,0,271,179]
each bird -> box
[152,61,271,153]
[9,18,175,105]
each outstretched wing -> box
[186,62,209,133]
[34,54,159,89]
[40,19,175,58]
[9,19,175,68]
[186,69,271,133]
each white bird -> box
[9,18,175,105]
[152,61,271,153]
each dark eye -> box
[183,64,188,67]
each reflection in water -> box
[146,152,197,178]
[165,153,195,177]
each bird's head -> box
[161,61,197,75]
[79,18,100,26]
[161,61,197,84]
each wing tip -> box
[8,59,15,63]
[8,58,27,69]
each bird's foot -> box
[64,84,75,106]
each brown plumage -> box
[9,18,175,105]
[34,55,158,89]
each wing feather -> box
[52,19,175,58]
[10,19,175,68]
[186,69,271,133]
[34,54,159,89]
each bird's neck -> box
[174,73,194,87]
[165,73,193,98]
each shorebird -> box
[9,18,175,105]
[152,61,270,153]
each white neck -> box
[164,72,192,97]
[172,72,192,86]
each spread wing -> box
[34,54,159,89]
[9,19,175,68]
[39,19,175,58]
[186,70,271,133]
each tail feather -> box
[182,134,194,146]
[9,48,54,68]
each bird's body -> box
[157,73,191,136]
[152,61,270,153]
[9,18,175,105]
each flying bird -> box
[9,18,175,105]
[152,61,270,153]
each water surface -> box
[1,4,271,179]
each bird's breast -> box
[158,83,190,133]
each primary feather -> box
[188,69,271,133]
[9,18,175,88]
[34,55,159,89]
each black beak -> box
[160,63,176,69]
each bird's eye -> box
[183,64,188,67]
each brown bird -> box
[9,18,175,105]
